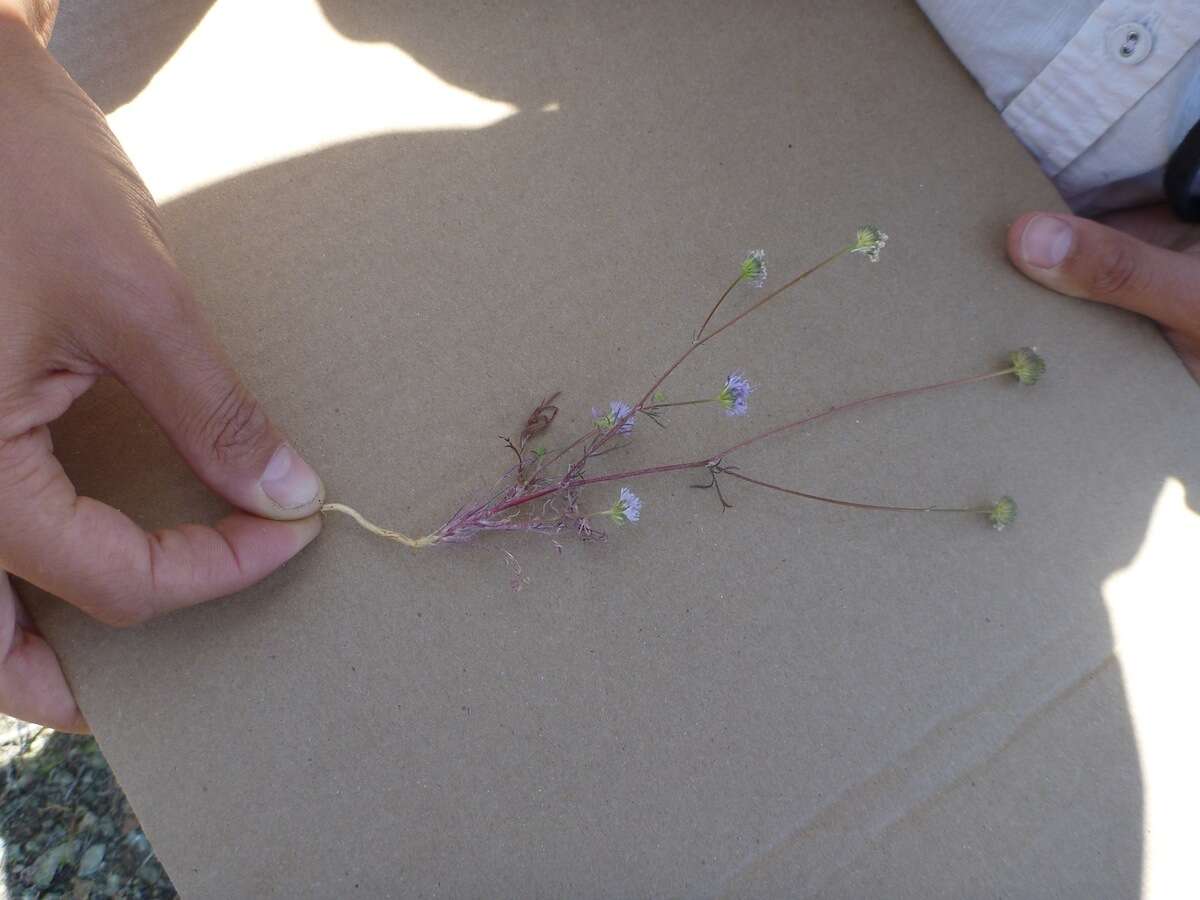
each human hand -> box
[0,0,56,44]
[1008,208,1200,383]
[0,15,324,731]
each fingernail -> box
[260,445,322,509]
[1020,215,1073,269]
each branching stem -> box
[633,245,851,416]
[643,397,716,411]
[713,367,1016,459]
[694,274,745,343]
[491,364,1015,516]
[720,471,990,514]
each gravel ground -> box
[0,716,176,899]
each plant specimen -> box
[322,228,1041,551]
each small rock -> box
[77,843,105,877]
[31,841,74,888]
[124,830,150,854]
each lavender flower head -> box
[609,487,642,524]
[592,400,635,435]
[717,370,753,416]
[851,226,888,262]
[740,249,767,288]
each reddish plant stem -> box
[538,428,595,471]
[694,274,745,343]
[643,398,715,410]
[556,245,852,489]
[720,471,982,513]
[495,248,849,511]
[712,367,1014,459]
[489,364,1014,518]
[535,243,850,510]
[488,459,711,517]
[632,245,850,415]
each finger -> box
[0,571,87,732]
[1008,212,1200,335]
[1099,204,1200,253]
[99,275,324,521]
[0,1,57,45]
[0,427,322,626]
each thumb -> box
[105,287,324,521]
[1008,212,1200,336]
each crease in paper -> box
[714,623,1118,897]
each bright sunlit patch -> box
[1101,477,1200,898]
[106,0,519,202]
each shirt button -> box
[1108,22,1152,65]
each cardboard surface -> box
[28,1,1200,896]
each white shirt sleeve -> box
[917,0,1200,214]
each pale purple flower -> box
[609,487,642,524]
[850,226,888,262]
[592,400,635,435]
[717,370,753,416]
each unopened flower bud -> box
[1009,347,1046,385]
[988,496,1017,530]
